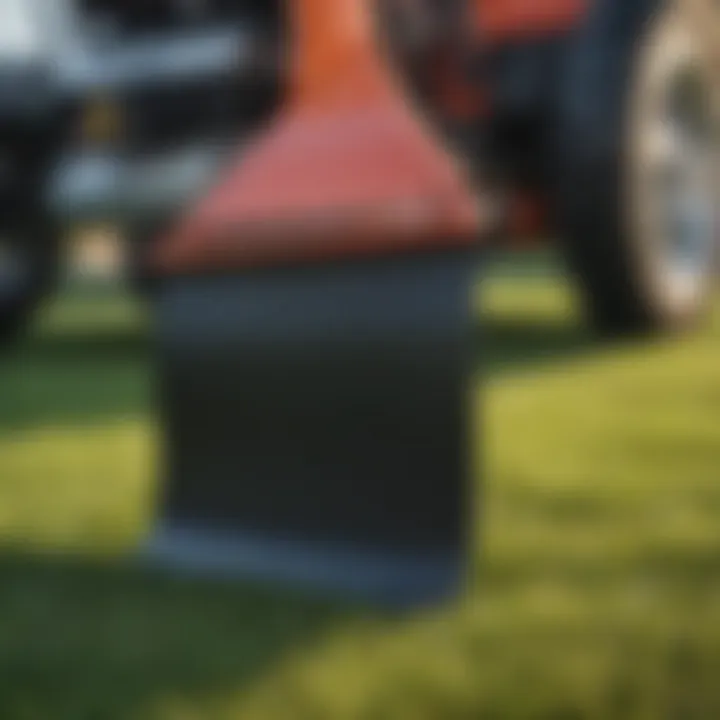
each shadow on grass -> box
[18,326,150,362]
[482,315,596,374]
[0,548,377,720]
[0,331,151,434]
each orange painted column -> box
[154,0,485,274]
[289,0,398,108]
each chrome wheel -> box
[628,6,718,319]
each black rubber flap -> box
[149,249,479,608]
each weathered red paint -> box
[154,0,484,273]
[508,192,551,240]
[473,0,586,42]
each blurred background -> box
[1,0,719,718]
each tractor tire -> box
[556,0,719,336]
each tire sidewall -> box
[556,0,719,334]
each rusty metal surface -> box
[472,0,586,42]
[152,0,482,275]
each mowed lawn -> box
[1,255,719,719]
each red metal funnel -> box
[153,0,483,273]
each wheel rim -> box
[630,11,718,310]
[655,69,715,302]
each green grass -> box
[0,257,719,719]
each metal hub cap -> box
[656,69,715,302]
[630,11,718,308]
